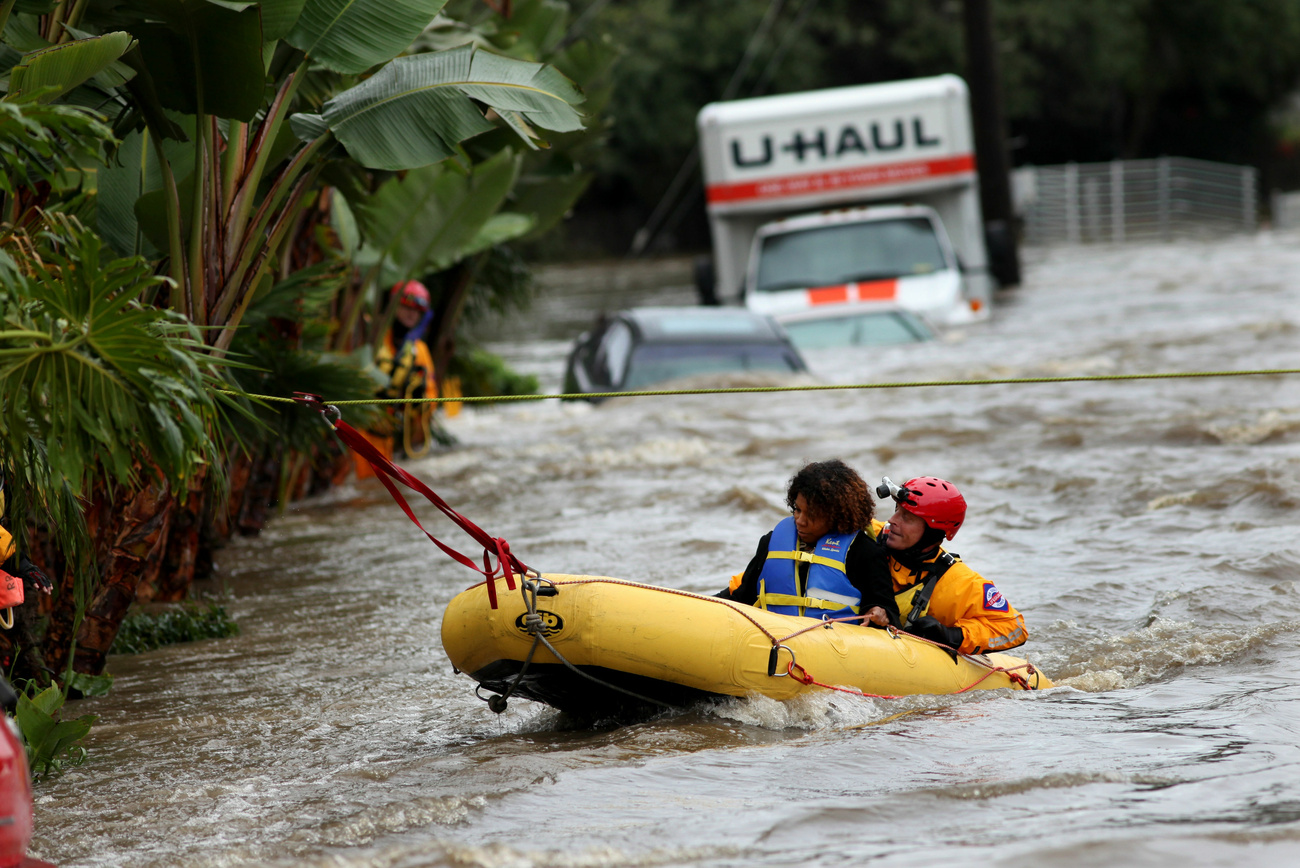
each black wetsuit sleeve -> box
[846,534,899,627]
[715,532,771,604]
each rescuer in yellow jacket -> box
[874,476,1027,655]
[376,280,437,407]
[0,473,53,675]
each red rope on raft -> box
[785,646,1038,698]
[295,394,528,609]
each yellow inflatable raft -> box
[442,574,1053,718]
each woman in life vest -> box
[878,476,1027,654]
[718,460,898,627]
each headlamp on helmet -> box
[878,475,967,540]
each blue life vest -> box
[755,517,861,619]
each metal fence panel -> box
[1015,157,1257,246]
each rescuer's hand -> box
[862,606,890,627]
[19,556,52,595]
[905,615,963,649]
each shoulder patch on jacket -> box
[983,583,1009,612]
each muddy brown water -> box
[33,237,1300,867]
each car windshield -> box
[781,311,931,350]
[755,217,948,292]
[623,343,803,389]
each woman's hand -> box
[862,606,890,627]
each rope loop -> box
[786,661,814,685]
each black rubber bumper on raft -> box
[471,661,730,722]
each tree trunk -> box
[71,481,174,676]
[237,450,280,535]
[215,452,252,541]
[429,256,482,394]
[42,488,114,674]
[144,472,209,602]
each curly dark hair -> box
[785,459,874,534]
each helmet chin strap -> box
[883,523,946,569]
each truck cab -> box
[743,203,978,324]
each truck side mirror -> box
[693,255,719,306]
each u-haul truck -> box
[697,74,992,325]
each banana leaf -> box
[4,32,135,104]
[124,0,265,121]
[287,0,449,75]
[259,0,308,42]
[353,147,523,277]
[291,43,583,170]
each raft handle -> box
[767,644,796,678]
[534,585,559,597]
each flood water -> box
[33,235,1300,867]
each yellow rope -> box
[215,366,1300,407]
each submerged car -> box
[563,307,807,398]
[776,303,935,351]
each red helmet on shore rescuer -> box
[392,280,431,311]
[897,477,966,540]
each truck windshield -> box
[755,217,949,292]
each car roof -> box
[617,306,788,343]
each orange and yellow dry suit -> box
[376,332,437,403]
[871,519,1027,655]
[354,332,464,474]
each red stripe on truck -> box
[706,154,976,204]
[808,285,849,305]
[806,279,898,305]
[856,279,897,300]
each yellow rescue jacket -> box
[376,332,436,401]
[872,519,1028,655]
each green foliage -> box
[456,242,535,325]
[3,31,135,104]
[0,99,111,201]
[449,345,539,399]
[66,671,113,698]
[0,218,221,500]
[224,260,382,452]
[109,601,239,655]
[353,147,529,285]
[294,43,585,171]
[288,0,451,75]
[14,684,95,779]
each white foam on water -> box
[1048,617,1298,690]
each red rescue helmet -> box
[392,280,430,311]
[896,476,966,540]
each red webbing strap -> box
[298,395,524,609]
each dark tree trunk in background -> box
[143,474,209,602]
[963,0,1021,287]
[70,481,174,675]
[429,256,482,395]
